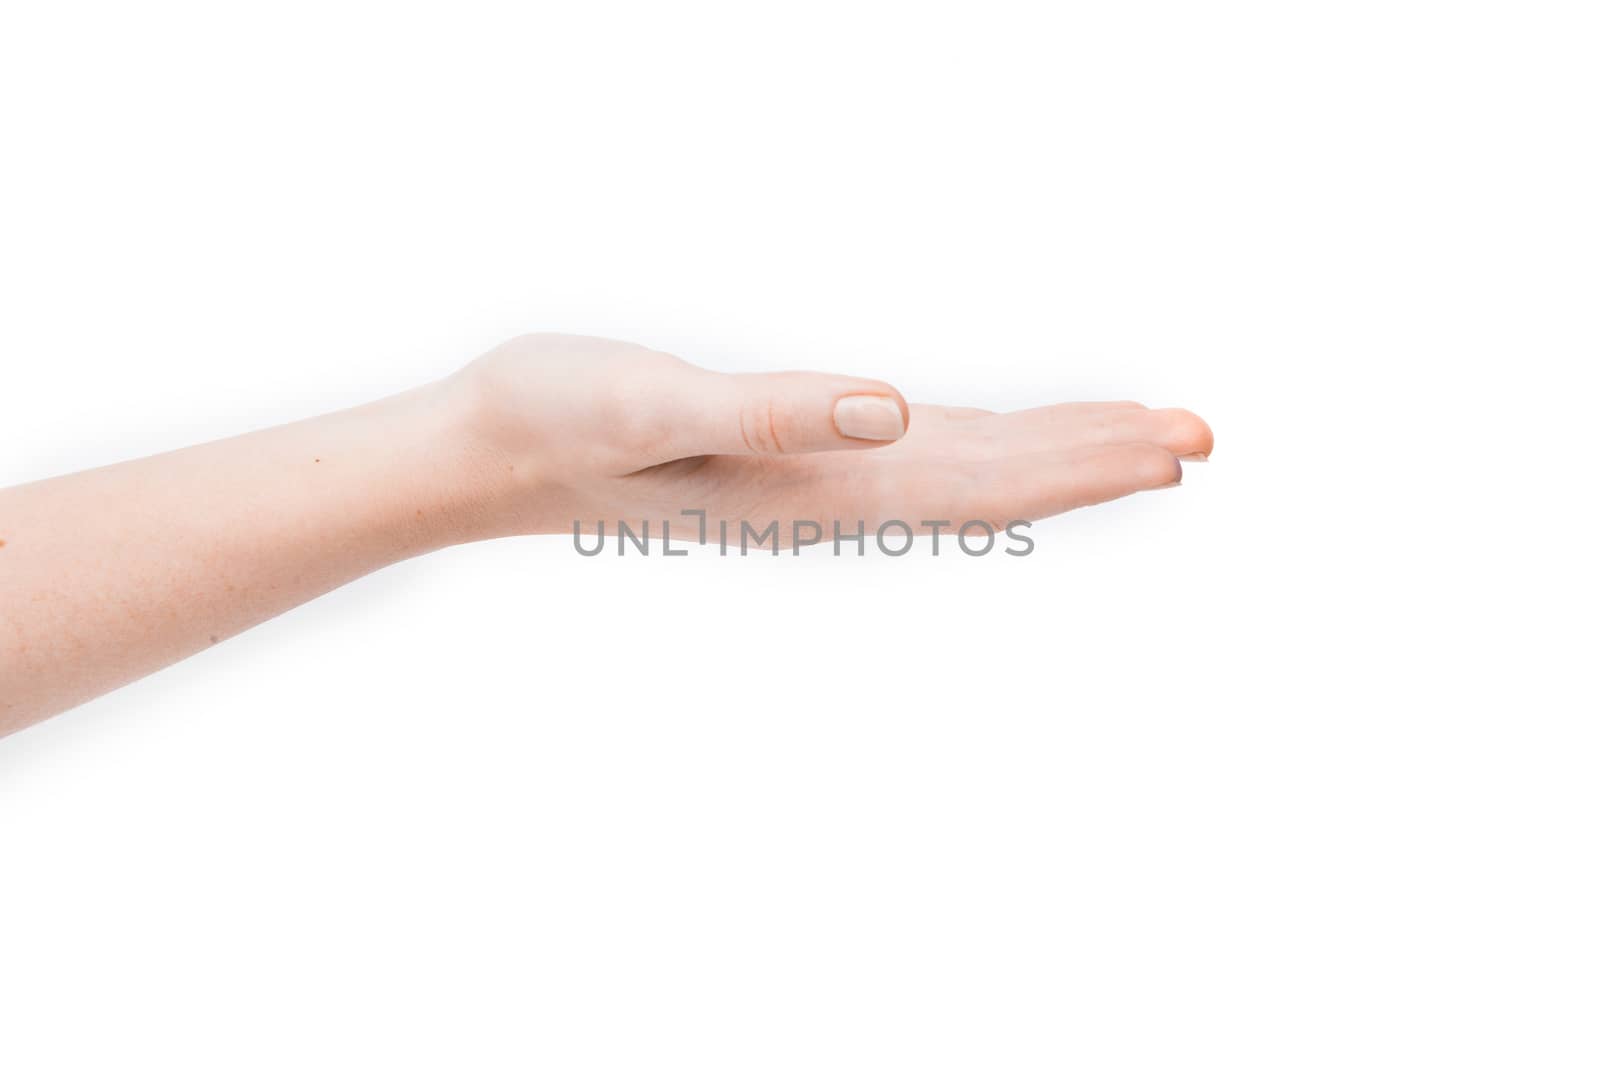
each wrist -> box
[421,368,542,542]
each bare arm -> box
[0,383,501,729]
[0,333,1212,735]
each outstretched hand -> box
[454,333,1213,542]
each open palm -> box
[460,334,1212,542]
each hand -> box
[453,333,1214,542]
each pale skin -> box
[0,333,1213,736]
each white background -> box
[1,2,1596,1063]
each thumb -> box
[665,369,910,458]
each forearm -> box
[0,377,503,734]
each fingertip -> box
[1107,442,1183,491]
[1139,443,1184,489]
[1189,413,1214,458]
[1152,407,1214,458]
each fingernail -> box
[834,395,905,441]
[1178,452,1209,462]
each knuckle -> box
[1140,447,1183,484]
[739,398,786,454]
